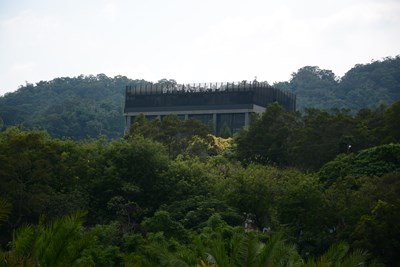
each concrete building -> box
[124,81,296,135]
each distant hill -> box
[0,56,399,139]
[0,74,149,139]
[274,55,400,110]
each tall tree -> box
[235,103,298,166]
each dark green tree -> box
[235,103,298,166]
[384,99,400,142]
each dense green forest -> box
[274,56,400,110]
[0,56,399,140]
[0,74,147,140]
[1,97,400,266]
[0,56,399,266]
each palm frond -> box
[305,255,331,267]
[34,211,89,267]
[231,233,260,267]
[206,235,230,267]
[305,242,368,267]
[324,241,349,267]
[341,249,369,267]
[254,231,286,267]
[0,198,12,222]
[13,225,36,258]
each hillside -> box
[0,56,399,139]
[274,55,400,110]
[0,74,150,139]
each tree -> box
[141,211,188,242]
[129,114,212,158]
[129,113,161,140]
[0,74,142,139]
[289,108,356,170]
[0,128,89,230]
[0,198,11,223]
[282,66,340,110]
[384,100,400,142]
[92,135,169,217]
[276,174,326,256]
[1,212,94,267]
[304,242,369,267]
[338,56,400,110]
[235,103,298,166]
[273,57,400,112]
[318,143,400,186]
[351,199,400,266]
[201,231,302,267]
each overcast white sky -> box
[0,0,399,96]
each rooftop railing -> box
[125,81,283,95]
[125,81,296,112]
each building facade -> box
[124,81,296,135]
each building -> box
[124,81,296,136]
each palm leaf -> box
[0,198,12,222]
[324,241,349,267]
[254,231,286,267]
[13,225,36,258]
[231,233,261,267]
[205,234,231,267]
[341,249,368,267]
[35,211,88,267]
[305,242,368,267]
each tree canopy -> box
[0,57,400,266]
[1,56,399,140]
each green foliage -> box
[141,211,188,242]
[200,231,303,267]
[129,114,213,158]
[89,135,169,223]
[161,157,211,203]
[0,198,11,223]
[223,164,322,232]
[351,199,400,266]
[1,212,94,267]
[318,154,355,186]
[81,223,124,266]
[320,162,400,266]
[1,57,399,142]
[274,56,400,111]
[351,144,400,177]
[276,66,340,111]
[0,74,147,139]
[161,196,243,230]
[235,103,298,166]
[222,164,331,256]
[289,108,355,170]
[384,99,400,142]
[236,100,399,170]
[319,144,400,183]
[1,100,400,266]
[0,127,89,230]
[305,242,369,267]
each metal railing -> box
[125,81,296,112]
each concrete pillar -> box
[244,112,250,127]
[125,115,132,135]
[184,114,189,120]
[213,113,217,135]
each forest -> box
[1,96,400,266]
[0,56,399,140]
[0,56,400,266]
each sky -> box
[0,0,399,96]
